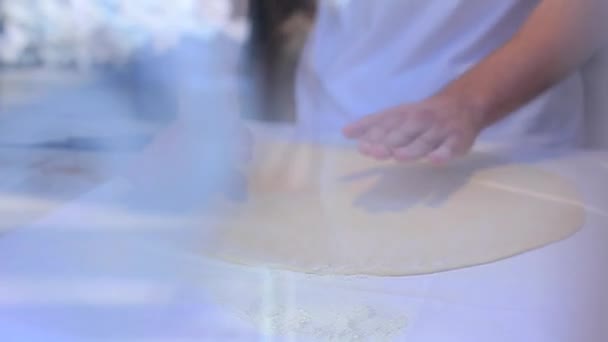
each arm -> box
[443,0,608,127]
[344,0,608,163]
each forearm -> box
[438,0,608,128]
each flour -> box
[198,256,411,341]
[246,303,408,341]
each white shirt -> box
[296,0,585,147]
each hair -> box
[246,0,316,121]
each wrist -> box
[432,87,491,133]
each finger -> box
[342,111,387,139]
[452,133,476,158]
[362,125,387,143]
[358,141,375,156]
[382,118,430,148]
[369,143,392,160]
[358,141,392,160]
[361,113,406,144]
[426,139,457,165]
[392,128,444,162]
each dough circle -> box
[203,141,585,276]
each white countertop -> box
[1,142,607,341]
[0,78,607,341]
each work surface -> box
[0,77,607,341]
[2,146,607,341]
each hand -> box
[342,95,485,164]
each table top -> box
[0,76,607,341]
[2,149,607,342]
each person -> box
[285,0,607,163]
[127,0,608,195]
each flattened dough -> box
[203,141,585,276]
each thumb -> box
[342,111,387,139]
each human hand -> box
[343,95,486,164]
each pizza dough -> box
[203,141,585,276]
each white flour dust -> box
[246,303,408,341]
